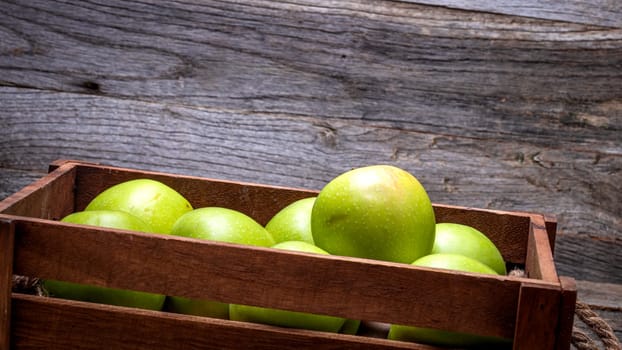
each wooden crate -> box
[0,160,576,349]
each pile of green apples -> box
[44,165,510,347]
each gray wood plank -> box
[577,280,622,311]
[1,87,620,285]
[401,0,622,28]
[0,0,621,156]
[0,168,44,200]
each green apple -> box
[170,207,275,246]
[409,253,498,275]
[61,209,151,231]
[166,207,275,318]
[229,240,347,333]
[43,210,166,311]
[265,197,316,244]
[270,240,328,253]
[432,223,507,275]
[388,253,511,348]
[311,165,436,264]
[85,178,193,234]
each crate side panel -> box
[0,164,76,220]
[11,294,437,350]
[73,164,317,225]
[13,218,521,338]
[70,163,536,260]
[525,215,558,282]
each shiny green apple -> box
[432,223,507,275]
[229,240,347,333]
[43,210,166,310]
[311,165,436,263]
[265,197,316,244]
[165,207,275,318]
[85,178,193,234]
[388,253,511,348]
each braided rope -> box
[573,300,621,350]
[572,326,600,350]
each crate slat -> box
[0,163,76,220]
[11,294,433,350]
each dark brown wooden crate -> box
[0,160,576,349]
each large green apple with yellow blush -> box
[388,253,511,348]
[311,165,436,263]
[43,210,166,310]
[432,223,507,275]
[229,240,347,333]
[85,178,193,234]
[265,197,316,244]
[165,207,275,318]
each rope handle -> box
[572,300,621,350]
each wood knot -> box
[80,80,101,92]
[315,122,338,148]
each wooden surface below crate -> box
[1,160,576,349]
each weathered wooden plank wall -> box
[1,0,620,344]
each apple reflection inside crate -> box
[0,160,576,350]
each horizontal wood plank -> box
[11,294,433,350]
[0,0,621,154]
[0,163,76,220]
[0,88,620,285]
[401,1,622,28]
[0,169,43,200]
[554,234,622,283]
[577,280,622,311]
